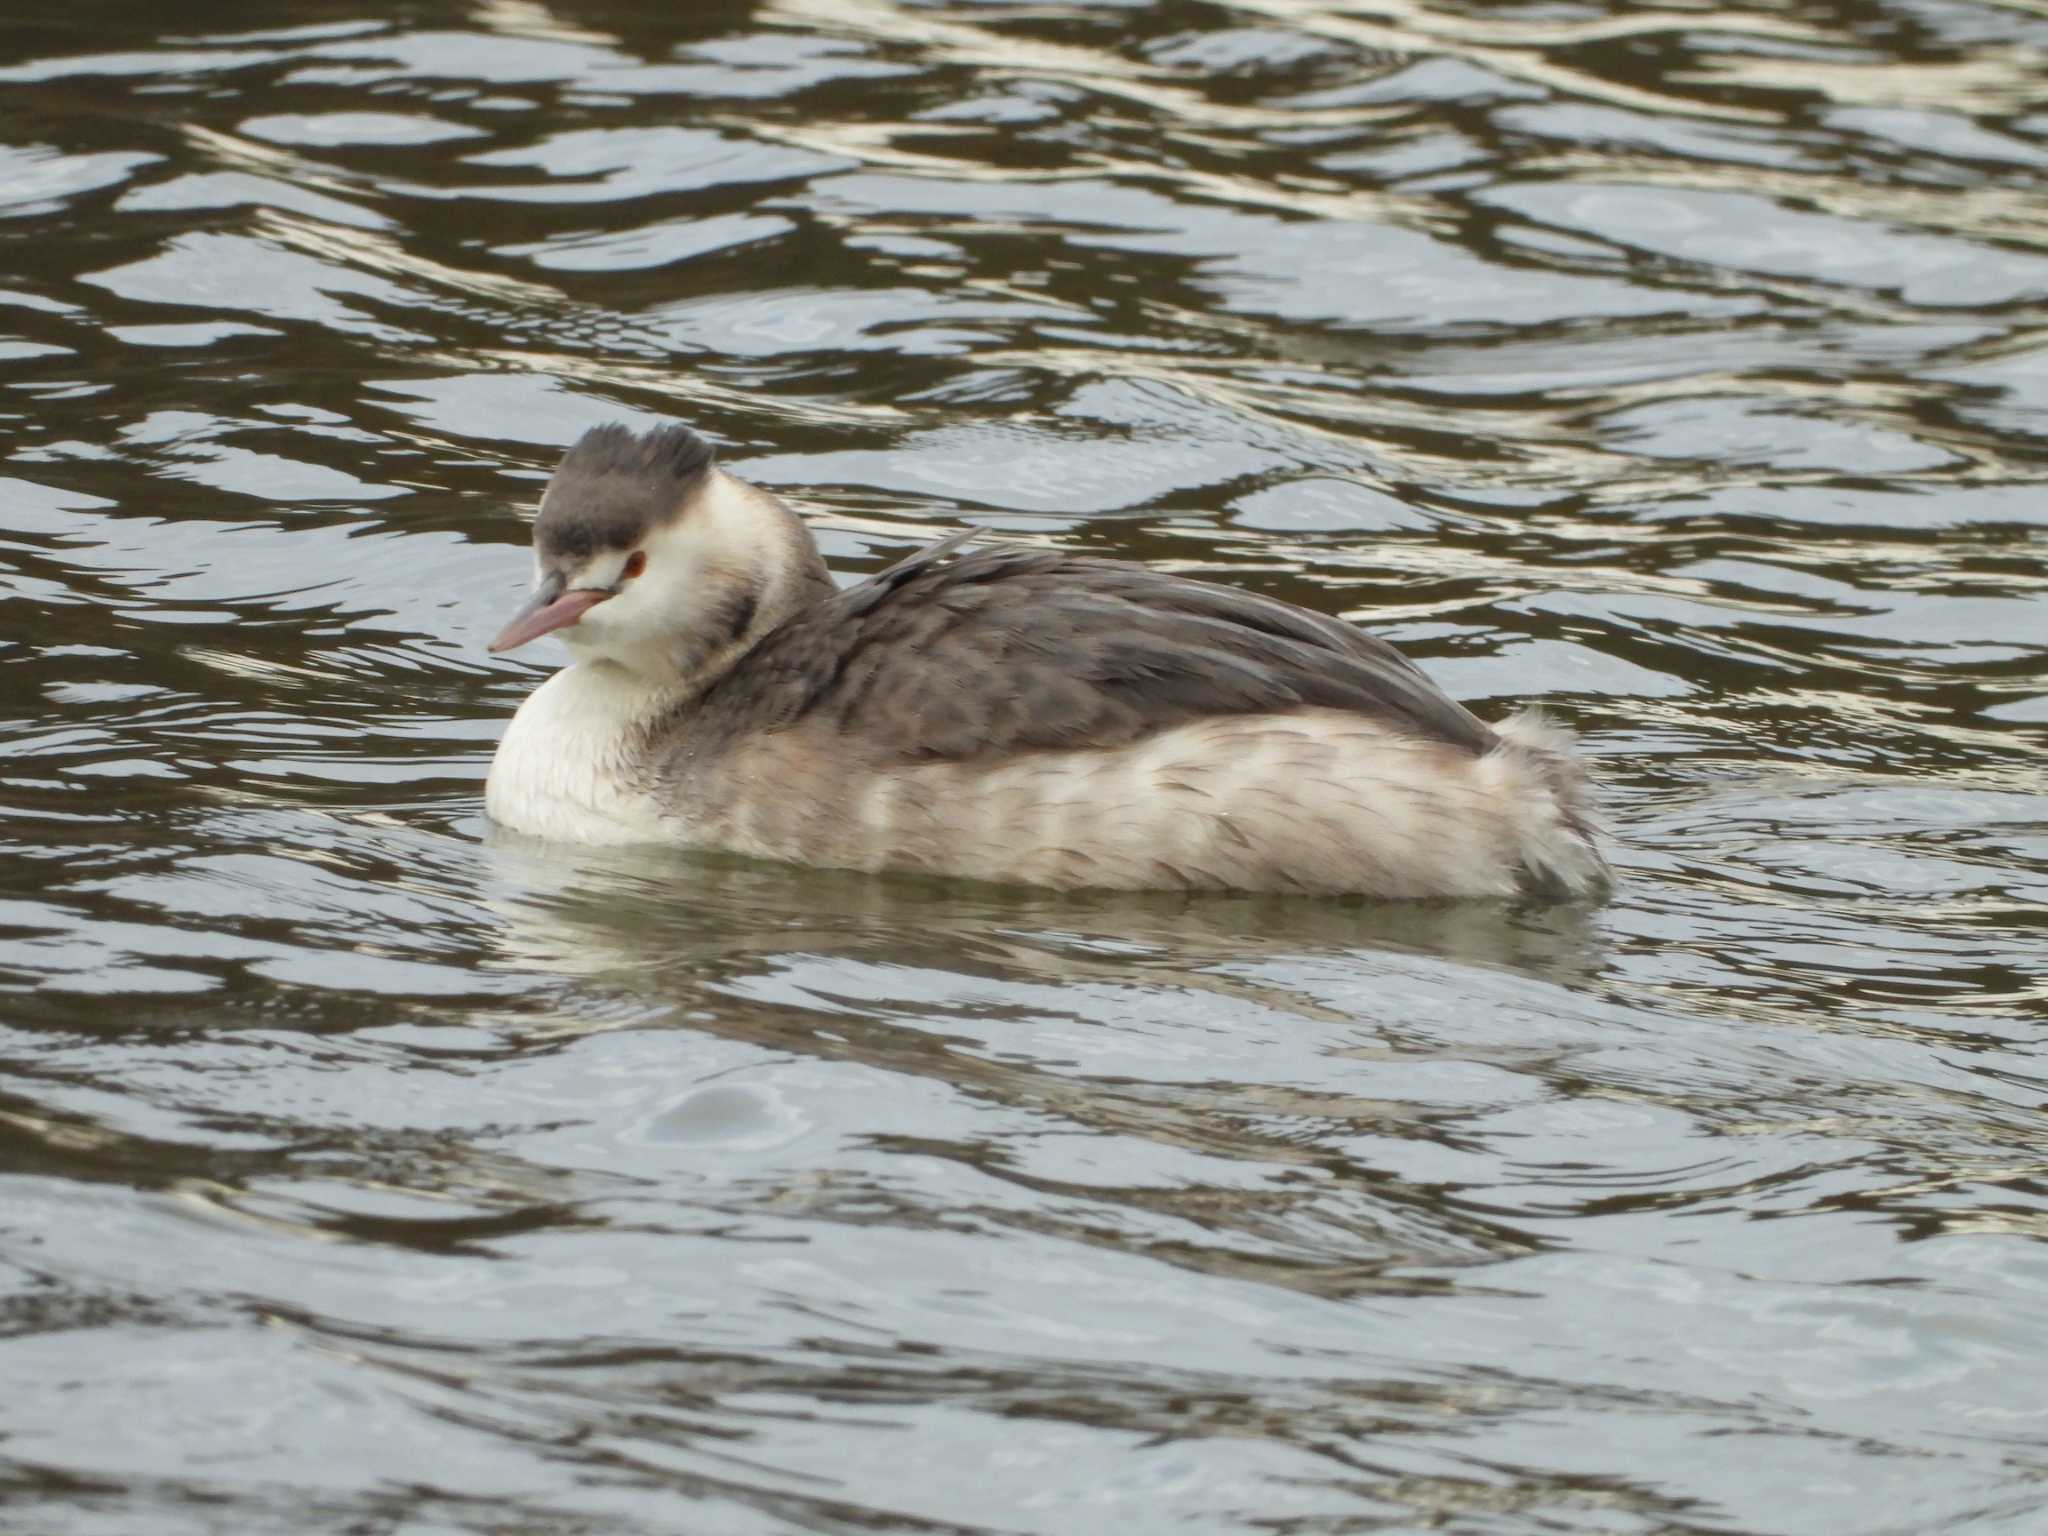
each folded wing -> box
[691,537,1498,762]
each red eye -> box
[622,550,647,580]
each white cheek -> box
[634,528,715,612]
[584,588,638,635]
[565,581,664,666]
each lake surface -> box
[3,2,2045,1531]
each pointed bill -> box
[488,575,611,654]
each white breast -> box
[485,663,672,845]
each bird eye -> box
[621,550,647,580]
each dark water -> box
[3,2,2045,1531]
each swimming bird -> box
[484,422,1610,899]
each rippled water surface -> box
[3,2,2046,1531]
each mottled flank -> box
[534,422,717,562]
[688,709,1607,898]
[488,422,1613,899]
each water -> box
[2,2,2045,1531]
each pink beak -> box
[488,575,612,654]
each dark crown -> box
[535,422,717,562]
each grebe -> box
[484,422,1610,899]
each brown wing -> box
[688,537,1497,762]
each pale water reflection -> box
[2,1,2045,1532]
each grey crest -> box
[535,422,717,563]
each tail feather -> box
[1480,709,1613,899]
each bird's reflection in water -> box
[481,830,1610,1022]
[475,835,1612,1301]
